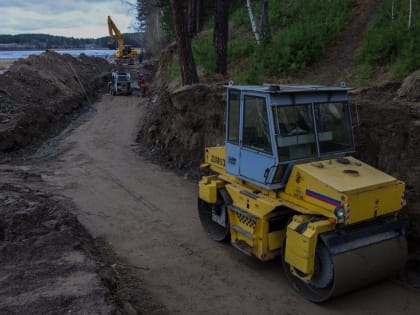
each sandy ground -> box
[31,93,420,314]
[0,59,15,74]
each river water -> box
[0,49,117,60]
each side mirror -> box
[350,103,360,128]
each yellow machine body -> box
[199,145,407,301]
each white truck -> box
[108,71,132,96]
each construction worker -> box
[138,73,147,97]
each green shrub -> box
[190,0,356,82]
[192,31,216,74]
[166,58,181,82]
[228,0,356,81]
[358,0,420,78]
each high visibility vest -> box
[140,79,146,88]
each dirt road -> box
[38,94,420,314]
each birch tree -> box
[246,0,260,44]
[408,0,412,28]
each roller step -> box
[231,224,253,240]
[232,240,252,256]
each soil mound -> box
[0,51,111,153]
[0,172,114,314]
[139,83,226,172]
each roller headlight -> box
[334,206,345,223]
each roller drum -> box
[283,219,408,302]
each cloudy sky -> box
[0,0,138,38]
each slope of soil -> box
[351,82,420,236]
[0,51,111,154]
[0,166,166,314]
[0,169,114,314]
[138,83,226,171]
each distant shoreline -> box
[0,48,110,52]
[0,49,117,61]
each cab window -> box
[272,104,317,160]
[227,91,240,144]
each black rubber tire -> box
[197,193,230,242]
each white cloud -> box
[0,0,138,38]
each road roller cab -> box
[198,84,407,302]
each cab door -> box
[238,94,276,185]
[225,90,241,176]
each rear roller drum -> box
[198,191,230,242]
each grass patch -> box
[357,0,420,79]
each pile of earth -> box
[0,51,112,155]
[0,169,114,314]
[139,63,420,236]
[138,83,225,175]
[0,168,166,314]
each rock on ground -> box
[398,68,420,102]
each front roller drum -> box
[283,220,408,302]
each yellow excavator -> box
[198,84,407,302]
[107,16,138,65]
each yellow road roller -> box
[198,84,407,302]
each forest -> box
[0,33,143,50]
[135,0,419,85]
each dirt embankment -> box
[351,82,420,236]
[0,51,111,155]
[0,53,162,314]
[138,85,226,173]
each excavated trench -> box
[0,52,165,314]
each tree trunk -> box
[260,0,271,45]
[246,0,260,44]
[408,0,412,28]
[188,0,204,36]
[170,0,199,85]
[391,0,395,22]
[214,0,229,74]
[196,0,203,34]
[188,0,197,37]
